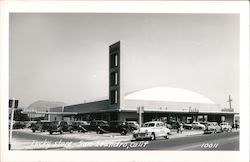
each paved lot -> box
[70,131,239,150]
[11,128,238,150]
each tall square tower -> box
[109,41,121,110]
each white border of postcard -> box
[0,1,249,162]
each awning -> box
[22,111,78,115]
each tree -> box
[13,109,30,121]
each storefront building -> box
[50,41,237,125]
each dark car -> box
[25,121,37,128]
[89,120,109,132]
[126,121,139,131]
[109,121,129,135]
[200,122,208,127]
[13,121,26,129]
[48,121,73,134]
[167,121,178,129]
[31,121,51,132]
[69,121,89,132]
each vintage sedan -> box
[48,121,73,134]
[89,120,109,132]
[12,121,26,129]
[31,121,51,132]
[183,123,193,130]
[69,121,89,132]
[204,122,222,134]
[126,121,139,131]
[132,121,170,141]
[220,122,232,132]
[192,121,206,130]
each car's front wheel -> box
[150,133,155,140]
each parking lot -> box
[11,127,239,150]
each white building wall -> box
[124,99,221,113]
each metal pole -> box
[139,106,141,129]
[9,100,15,150]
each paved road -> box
[70,132,239,150]
[12,129,239,151]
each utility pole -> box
[228,95,232,110]
[9,98,18,150]
[137,106,144,129]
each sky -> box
[9,13,239,112]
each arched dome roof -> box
[125,87,215,104]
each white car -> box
[220,122,232,132]
[204,122,222,134]
[192,122,206,130]
[132,121,170,140]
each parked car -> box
[69,121,89,132]
[13,121,26,129]
[126,121,139,131]
[204,122,222,134]
[192,121,206,130]
[109,121,129,135]
[220,122,232,132]
[165,123,173,129]
[25,121,37,128]
[183,123,193,130]
[167,121,178,129]
[132,121,170,141]
[200,122,208,127]
[31,121,51,132]
[89,120,110,132]
[48,121,73,134]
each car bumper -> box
[133,133,151,140]
[204,130,213,134]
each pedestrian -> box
[232,122,235,131]
[235,120,238,131]
[180,122,184,134]
[176,121,180,134]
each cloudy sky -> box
[9,13,239,112]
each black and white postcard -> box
[0,1,249,162]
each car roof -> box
[144,121,163,124]
[91,120,107,122]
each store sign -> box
[189,107,199,113]
[221,108,234,112]
[9,99,18,108]
[137,107,144,113]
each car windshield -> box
[82,121,89,125]
[143,123,155,127]
[52,121,59,124]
